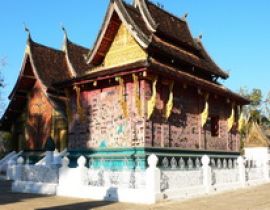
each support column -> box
[202,155,212,193]
[237,156,246,187]
[146,154,161,203]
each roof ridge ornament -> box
[134,0,157,32]
[195,34,203,43]
[23,22,32,42]
[180,13,188,21]
[61,23,69,42]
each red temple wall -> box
[68,79,145,149]
[143,80,240,152]
[68,78,239,152]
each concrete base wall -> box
[245,147,269,166]
[57,185,163,204]
[12,181,57,195]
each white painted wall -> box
[244,147,269,166]
[9,154,270,204]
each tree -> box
[0,57,6,115]
[0,58,8,157]
[264,92,270,121]
[239,87,270,126]
[0,57,6,87]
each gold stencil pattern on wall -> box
[74,85,85,122]
[103,24,147,67]
[118,77,128,118]
[133,74,141,116]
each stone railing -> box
[212,168,238,185]
[157,154,270,199]
[9,153,270,204]
[88,169,146,189]
[0,150,23,173]
[161,169,203,191]
[59,156,146,189]
[11,156,59,195]
[20,165,58,184]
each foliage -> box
[238,87,270,147]
[0,132,12,158]
[239,87,270,125]
[0,57,6,88]
[0,57,6,115]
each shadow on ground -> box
[0,192,51,206]
[36,201,115,210]
[0,180,49,206]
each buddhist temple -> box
[244,122,270,167]
[0,0,249,168]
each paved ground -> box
[1,181,270,210]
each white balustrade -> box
[8,153,270,204]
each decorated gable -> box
[26,82,53,150]
[103,24,147,68]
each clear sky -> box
[0,0,270,114]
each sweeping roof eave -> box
[148,58,250,105]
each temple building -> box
[0,34,90,152]
[0,0,249,167]
[244,123,270,166]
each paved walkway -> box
[1,181,270,210]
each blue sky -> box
[0,0,270,113]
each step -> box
[0,174,7,181]
[0,180,12,192]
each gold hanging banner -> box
[118,77,128,118]
[74,85,85,122]
[165,81,174,119]
[64,88,73,123]
[237,106,245,132]
[227,103,235,132]
[132,74,141,116]
[147,76,158,119]
[201,94,209,127]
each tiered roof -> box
[87,0,229,81]
[64,36,92,77]
[59,0,247,103]
[0,34,90,130]
[1,0,249,130]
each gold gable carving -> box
[103,24,147,67]
[245,123,270,147]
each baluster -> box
[170,157,177,169]
[108,159,113,170]
[188,158,194,169]
[179,158,185,169]
[162,157,169,168]
[228,159,233,169]
[233,159,237,168]
[123,158,129,170]
[223,159,227,168]
[100,158,105,169]
[211,159,216,168]
[135,157,141,170]
[217,158,222,169]
[195,158,201,168]
[89,158,94,169]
